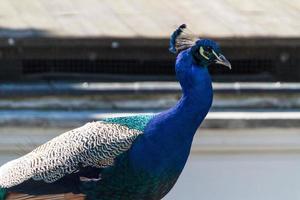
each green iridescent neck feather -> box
[102,115,154,132]
[0,188,6,200]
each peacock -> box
[0,24,231,200]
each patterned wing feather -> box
[0,121,142,188]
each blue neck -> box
[130,69,213,173]
[150,73,213,148]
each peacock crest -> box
[169,24,198,54]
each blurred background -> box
[0,0,300,199]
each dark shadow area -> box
[0,27,299,83]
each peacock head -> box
[169,24,231,93]
[169,24,231,69]
[190,39,231,69]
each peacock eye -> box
[203,51,210,57]
[206,47,212,53]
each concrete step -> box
[1,127,300,156]
[2,82,300,97]
[1,93,300,110]
[1,82,300,110]
[0,110,299,128]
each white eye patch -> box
[199,46,209,60]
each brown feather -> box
[5,192,85,200]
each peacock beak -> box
[212,51,232,69]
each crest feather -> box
[169,24,198,54]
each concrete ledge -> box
[2,82,300,97]
[1,127,300,156]
[203,112,300,128]
[2,82,300,111]
[0,110,300,128]
[2,93,300,110]
[193,128,300,154]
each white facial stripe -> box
[212,50,221,61]
[199,46,209,60]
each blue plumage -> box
[0,24,231,200]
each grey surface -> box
[1,110,300,128]
[2,82,300,97]
[164,154,300,200]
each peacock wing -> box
[0,121,143,189]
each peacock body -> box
[0,24,230,200]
